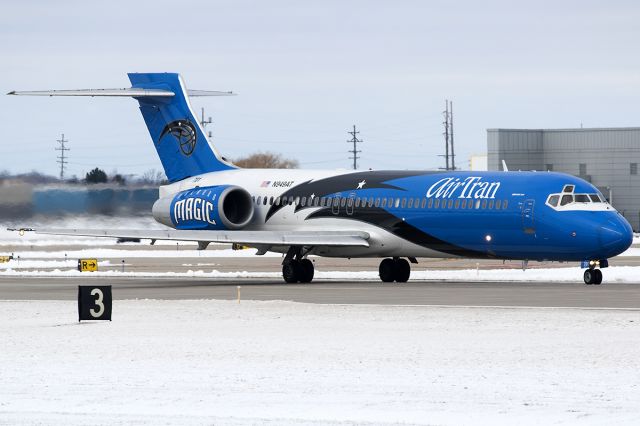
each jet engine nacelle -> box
[153,185,254,230]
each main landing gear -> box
[379,257,411,283]
[281,246,314,283]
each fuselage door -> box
[521,199,535,233]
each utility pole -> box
[200,107,212,140]
[55,133,70,180]
[440,100,455,171]
[347,125,363,170]
[449,100,455,171]
[441,102,450,171]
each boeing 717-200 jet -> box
[9,73,633,284]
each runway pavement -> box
[2,276,640,309]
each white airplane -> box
[9,73,633,285]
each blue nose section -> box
[599,215,633,257]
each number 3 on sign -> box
[90,288,105,318]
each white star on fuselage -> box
[357,180,366,189]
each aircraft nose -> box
[599,215,633,257]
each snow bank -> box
[2,265,640,283]
[0,300,639,425]
[8,247,280,259]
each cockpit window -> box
[547,195,559,207]
[589,194,600,202]
[560,194,573,206]
[575,194,590,203]
[562,185,575,193]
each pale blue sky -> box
[2,0,639,178]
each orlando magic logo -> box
[159,120,197,156]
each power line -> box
[55,133,70,180]
[347,125,363,170]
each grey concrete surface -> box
[2,277,640,309]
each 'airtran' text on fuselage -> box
[426,177,501,199]
[173,197,217,225]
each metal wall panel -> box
[487,128,640,229]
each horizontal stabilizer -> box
[7,88,234,97]
[36,228,371,247]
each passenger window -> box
[495,200,501,210]
[488,200,494,209]
[448,199,453,209]
[388,197,393,207]
[475,200,481,209]
[575,194,590,203]
[251,196,255,203]
[300,197,305,207]
[454,199,460,209]
[560,194,573,206]
[332,198,339,207]
[394,198,400,208]
[270,196,274,205]
[263,197,268,205]
[434,199,440,208]
[503,200,508,209]
[401,198,407,208]
[340,198,346,208]
[381,198,387,208]
[355,198,361,208]
[375,198,380,207]
[428,199,433,208]
[481,200,487,209]
[256,196,262,205]
[421,198,426,208]
[408,198,414,208]
[347,198,353,207]
[461,199,467,209]
[368,197,374,207]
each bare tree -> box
[234,152,299,169]
[137,169,167,185]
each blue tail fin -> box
[128,73,235,182]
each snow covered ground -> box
[1,299,639,425]
[3,262,640,283]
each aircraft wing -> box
[36,228,370,247]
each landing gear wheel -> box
[394,258,411,283]
[583,269,595,285]
[593,269,603,285]
[283,261,301,283]
[379,258,396,282]
[299,259,315,283]
[379,258,412,283]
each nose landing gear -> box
[583,268,602,285]
[582,259,607,285]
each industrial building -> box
[487,127,640,230]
